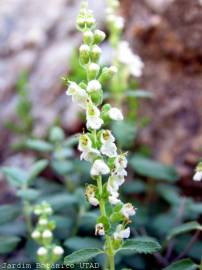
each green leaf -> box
[118,237,161,254]
[2,167,27,187]
[64,248,104,264]
[122,180,146,194]
[157,184,180,205]
[39,193,77,211]
[167,221,202,240]
[130,154,179,182]
[97,216,110,231]
[17,188,40,201]
[110,212,123,223]
[163,258,198,270]
[25,139,53,152]
[0,236,21,254]
[27,159,48,184]
[51,160,73,175]
[0,204,21,225]
[112,121,137,149]
[64,237,102,251]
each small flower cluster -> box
[106,0,144,78]
[106,0,124,38]
[66,0,136,247]
[193,161,202,181]
[32,202,64,263]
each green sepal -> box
[89,89,103,106]
[110,212,123,223]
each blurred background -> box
[0,0,202,269]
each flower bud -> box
[86,17,96,28]
[83,30,94,45]
[91,45,102,62]
[39,218,48,226]
[42,230,53,239]
[87,80,101,92]
[53,246,64,256]
[37,247,48,257]
[79,44,90,64]
[88,63,100,80]
[99,66,117,82]
[94,30,106,44]
[31,230,41,240]
[77,17,86,30]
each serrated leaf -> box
[2,167,27,187]
[0,204,21,225]
[130,155,179,182]
[167,221,202,240]
[17,188,40,201]
[27,159,48,184]
[118,237,161,254]
[163,258,198,270]
[64,237,102,250]
[0,236,21,254]
[26,139,53,152]
[64,248,104,264]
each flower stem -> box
[97,176,115,270]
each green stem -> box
[200,257,202,270]
[23,197,32,234]
[97,176,115,270]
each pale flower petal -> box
[109,108,123,121]
[91,159,110,176]
[193,171,202,181]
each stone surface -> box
[0,0,105,147]
[121,0,202,191]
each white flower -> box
[95,223,105,236]
[39,218,48,226]
[101,143,117,158]
[31,230,41,239]
[193,171,202,181]
[78,134,92,152]
[109,108,123,121]
[53,246,64,256]
[78,134,100,162]
[66,82,88,109]
[42,230,52,239]
[85,185,99,207]
[89,196,99,206]
[100,130,115,143]
[121,203,136,219]
[113,225,130,240]
[80,148,100,162]
[115,154,128,170]
[117,41,144,77]
[100,130,117,157]
[114,16,125,30]
[87,80,101,92]
[37,247,48,256]
[86,102,103,130]
[91,159,110,176]
[109,194,121,205]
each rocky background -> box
[0,0,202,196]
